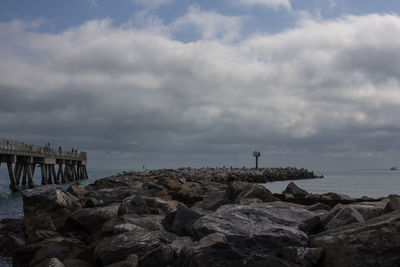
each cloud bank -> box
[1,13,400,168]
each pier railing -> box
[0,138,87,160]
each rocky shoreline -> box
[1,167,400,266]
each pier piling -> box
[0,138,88,191]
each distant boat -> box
[390,167,397,171]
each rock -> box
[310,209,400,267]
[177,241,296,267]
[196,233,226,247]
[23,185,81,215]
[68,203,119,234]
[159,232,193,255]
[282,182,309,198]
[117,195,156,216]
[34,258,65,267]
[118,195,177,217]
[105,254,138,267]
[194,202,319,252]
[282,247,324,267]
[123,215,165,231]
[224,181,278,204]
[167,204,204,237]
[202,191,225,211]
[94,226,163,266]
[0,218,26,257]
[384,195,400,212]
[306,203,331,212]
[322,204,364,230]
[63,259,92,267]
[85,187,137,206]
[66,184,89,199]
[13,237,86,267]
[171,183,206,206]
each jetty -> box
[0,138,88,192]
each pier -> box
[0,138,88,192]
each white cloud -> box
[235,0,291,10]
[168,6,244,42]
[1,13,400,165]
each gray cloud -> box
[1,13,400,168]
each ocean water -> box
[1,167,400,265]
[263,168,400,198]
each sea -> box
[1,167,400,265]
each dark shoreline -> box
[1,167,399,266]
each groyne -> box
[2,168,398,266]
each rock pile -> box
[1,168,399,266]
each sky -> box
[1,0,400,170]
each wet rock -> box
[282,182,309,198]
[310,209,400,267]
[117,195,178,217]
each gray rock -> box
[169,204,204,236]
[23,185,81,215]
[69,203,119,234]
[310,209,400,267]
[193,202,320,256]
[66,184,89,199]
[282,182,309,198]
[105,254,138,267]
[224,181,278,204]
[384,195,400,212]
[34,258,65,267]
[323,204,364,230]
[63,259,92,267]
[282,247,324,267]
[202,191,225,211]
[0,218,25,257]
[94,226,161,266]
[13,237,86,267]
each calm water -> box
[1,167,400,265]
[263,168,400,198]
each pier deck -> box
[0,138,88,192]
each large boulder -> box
[322,200,388,230]
[202,191,225,211]
[0,218,26,257]
[68,203,119,234]
[194,202,321,239]
[282,182,309,198]
[23,185,81,216]
[165,204,205,237]
[224,181,278,204]
[13,237,86,267]
[310,209,400,267]
[94,226,174,266]
[117,195,177,217]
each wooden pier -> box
[0,138,88,192]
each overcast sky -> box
[1,0,400,170]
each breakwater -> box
[2,168,398,266]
